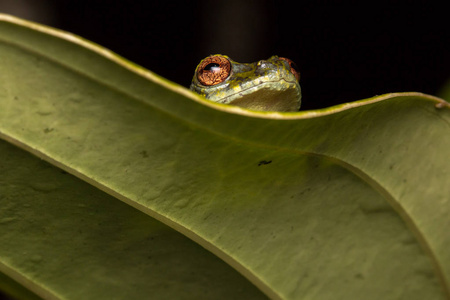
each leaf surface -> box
[0,139,267,300]
[0,14,449,300]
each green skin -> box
[190,55,301,112]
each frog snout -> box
[255,60,278,77]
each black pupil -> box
[204,63,221,72]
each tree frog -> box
[190,54,301,111]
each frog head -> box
[190,54,301,112]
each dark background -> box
[1,0,449,110]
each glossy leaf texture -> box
[0,139,267,300]
[0,14,449,300]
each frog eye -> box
[279,57,300,82]
[197,55,231,86]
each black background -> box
[1,0,449,110]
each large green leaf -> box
[0,139,267,300]
[0,14,449,299]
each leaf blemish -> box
[258,160,272,166]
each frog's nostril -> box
[257,61,273,71]
[257,60,268,66]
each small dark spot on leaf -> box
[359,203,392,214]
[140,150,149,158]
[37,111,53,116]
[355,273,364,279]
[258,160,272,166]
[43,128,54,133]
[69,97,83,103]
[401,236,417,245]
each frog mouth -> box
[215,79,300,105]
